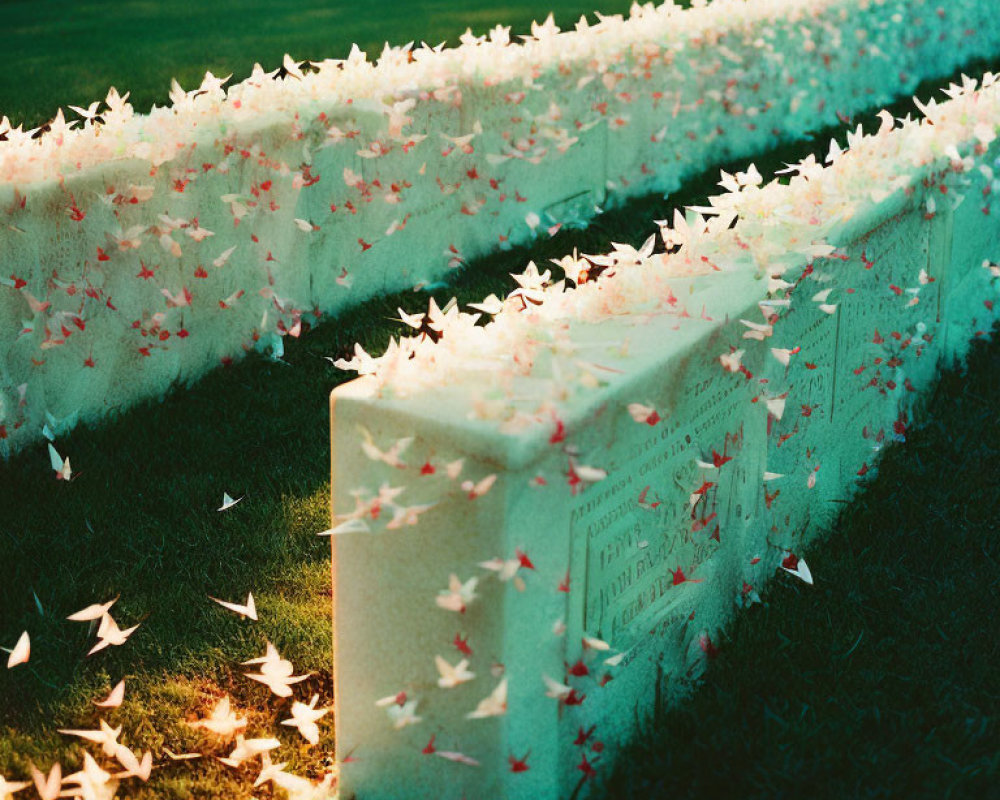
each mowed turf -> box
[0,0,644,130]
[1,14,999,798]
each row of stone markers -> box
[329,73,1000,799]
[4,0,1000,455]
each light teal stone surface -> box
[331,271,769,799]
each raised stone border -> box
[3,0,1000,454]
[329,74,1000,798]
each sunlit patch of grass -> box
[1,672,336,799]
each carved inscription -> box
[770,301,835,436]
[570,371,752,648]
[832,210,929,434]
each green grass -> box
[1,6,999,796]
[0,0,646,130]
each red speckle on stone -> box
[508,753,530,773]
[567,660,589,678]
[564,689,586,706]
[549,418,566,445]
[712,449,732,468]
[574,726,596,746]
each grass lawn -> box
[1,4,999,796]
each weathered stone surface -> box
[331,271,769,798]
[941,139,1000,364]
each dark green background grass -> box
[0,2,998,797]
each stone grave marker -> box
[755,189,952,564]
[940,138,1000,363]
[330,269,770,798]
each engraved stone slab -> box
[757,194,949,559]
[330,270,769,799]
[759,272,841,554]
[940,139,1000,363]
[827,200,941,486]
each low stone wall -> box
[328,74,1000,798]
[3,0,1000,454]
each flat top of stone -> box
[335,267,759,467]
